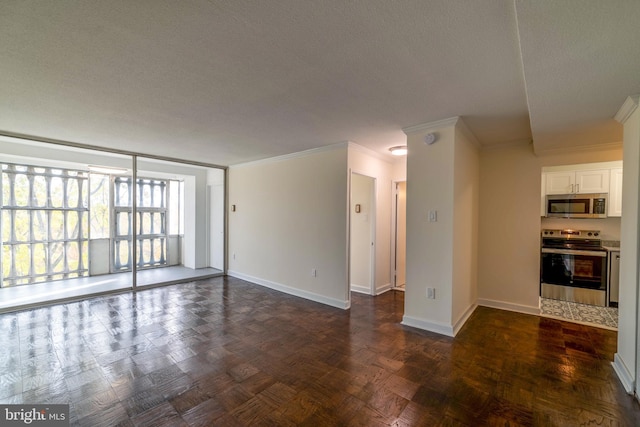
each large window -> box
[113,176,171,272]
[1,163,89,286]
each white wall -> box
[452,126,480,327]
[402,119,460,336]
[347,144,401,294]
[614,97,640,394]
[228,145,349,308]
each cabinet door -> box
[575,169,610,194]
[609,168,623,217]
[545,171,575,194]
[541,173,546,216]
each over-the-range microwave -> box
[545,193,608,218]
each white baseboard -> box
[453,303,477,336]
[612,353,635,394]
[228,270,350,310]
[401,315,454,337]
[375,283,392,295]
[350,284,371,295]
[477,298,540,316]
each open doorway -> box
[350,172,376,294]
[393,181,407,290]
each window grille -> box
[112,176,167,271]
[1,163,89,287]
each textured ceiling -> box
[0,1,638,165]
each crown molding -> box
[534,141,622,157]
[230,141,348,169]
[454,117,481,149]
[614,95,640,124]
[402,117,460,135]
[347,141,395,164]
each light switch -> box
[428,210,437,222]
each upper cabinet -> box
[541,161,623,218]
[609,168,623,217]
[545,169,610,195]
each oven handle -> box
[541,248,607,257]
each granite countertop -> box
[602,240,620,252]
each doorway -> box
[393,181,407,290]
[350,172,375,294]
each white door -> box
[350,173,375,294]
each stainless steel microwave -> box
[545,193,607,218]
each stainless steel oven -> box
[540,229,607,306]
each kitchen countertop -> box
[602,245,621,252]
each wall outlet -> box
[233,253,236,260]
[312,268,317,277]
[427,287,436,299]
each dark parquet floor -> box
[1,276,640,426]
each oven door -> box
[541,248,608,305]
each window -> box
[113,176,169,271]
[1,163,89,287]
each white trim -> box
[347,142,395,163]
[454,118,482,149]
[477,298,541,316]
[535,141,623,157]
[231,141,348,169]
[228,270,350,309]
[612,353,635,394]
[375,283,392,295]
[350,284,371,295]
[402,117,460,135]
[401,315,454,337]
[614,95,640,124]
[452,303,477,336]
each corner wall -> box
[228,145,349,308]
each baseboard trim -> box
[228,270,350,310]
[453,303,477,336]
[612,353,635,394]
[477,298,540,316]
[401,315,454,337]
[350,284,371,295]
[375,283,392,295]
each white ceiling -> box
[0,1,638,166]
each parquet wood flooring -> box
[1,276,640,426]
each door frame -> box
[348,170,377,295]
[391,180,407,289]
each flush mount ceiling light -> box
[389,145,408,156]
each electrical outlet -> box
[233,253,236,260]
[311,268,317,277]
[427,287,436,299]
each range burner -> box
[541,229,603,251]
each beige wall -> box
[348,144,400,294]
[452,127,480,327]
[228,145,349,308]
[477,142,623,314]
[403,118,479,336]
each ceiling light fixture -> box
[389,146,408,156]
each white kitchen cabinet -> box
[541,173,546,216]
[545,169,609,195]
[575,169,610,194]
[545,171,575,194]
[608,167,623,217]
